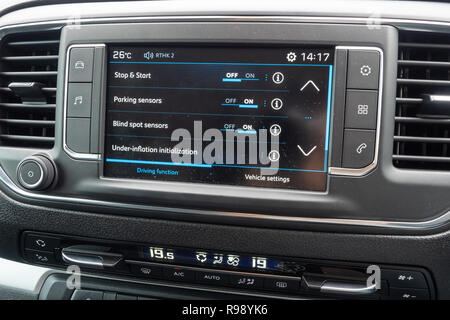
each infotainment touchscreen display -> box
[103,45,334,191]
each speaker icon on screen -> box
[144,51,154,60]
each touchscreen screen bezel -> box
[100,43,336,194]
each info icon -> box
[270,124,282,136]
[270,98,283,110]
[268,150,280,162]
[272,72,284,84]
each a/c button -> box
[163,266,195,282]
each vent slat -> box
[394,136,450,143]
[0,71,58,77]
[0,87,56,93]
[7,40,59,47]
[394,31,450,171]
[0,29,60,149]
[397,60,450,67]
[0,119,55,127]
[0,102,56,109]
[399,42,450,50]
[1,55,58,62]
[396,97,424,104]
[395,117,450,124]
[393,155,450,163]
[397,78,450,86]
[0,134,54,143]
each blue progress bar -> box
[221,103,258,109]
[222,78,260,82]
[219,129,257,135]
[106,158,212,168]
[236,130,257,134]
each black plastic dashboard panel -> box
[0,20,448,234]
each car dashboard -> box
[0,0,449,301]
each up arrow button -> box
[300,80,320,92]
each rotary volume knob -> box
[17,155,56,190]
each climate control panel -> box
[22,232,435,300]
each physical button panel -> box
[65,45,104,158]
[22,232,435,300]
[340,48,380,170]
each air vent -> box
[394,31,450,170]
[0,29,60,149]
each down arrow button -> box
[297,145,317,157]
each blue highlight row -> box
[108,109,288,119]
[106,158,326,173]
[108,85,288,93]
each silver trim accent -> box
[61,251,104,268]
[63,44,104,161]
[4,14,450,30]
[1,165,449,230]
[329,46,383,176]
[320,281,377,295]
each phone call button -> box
[342,129,376,169]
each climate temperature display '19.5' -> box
[141,245,307,275]
[149,247,175,260]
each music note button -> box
[67,83,92,118]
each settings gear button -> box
[347,50,380,90]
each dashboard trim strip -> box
[1,165,449,230]
[3,15,450,30]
